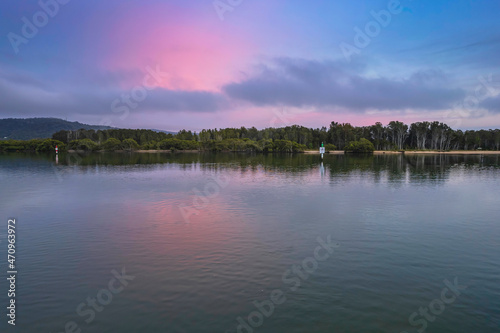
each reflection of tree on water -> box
[403,153,499,181]
[325,154,499,186]
[1,152,497,182]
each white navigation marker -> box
[319,142,325,159]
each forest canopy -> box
[1,120,499,152]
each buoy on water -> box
[55,145,59,154]
[319,142,325,159]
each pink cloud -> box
[86,3,256,92]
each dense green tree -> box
[122,139,139,151]
[345,138,375,153]
[35,139,65,152]
[324,143,337,151]
[388,121,408,149]
[69,139,99,151]
[101,138,122,151]
[11,120,494,153]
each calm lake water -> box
[0,152,499,333]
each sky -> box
[1,0,500,132]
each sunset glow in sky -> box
[1,0,500,131]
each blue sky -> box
[1,0,499,131]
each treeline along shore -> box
[1,121,500,153]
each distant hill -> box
[0,118,114,140]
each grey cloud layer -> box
[0,71,224,117]
[3,58,496,120]
[481,96,500,113]
[223,58,465,111]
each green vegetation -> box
[324,143,337,151]
[157,138,200,151]
[345,138,375,153]
[0,139,65,152]
[1,119,500,153]
[49,128,310,152]
[122,139,140,151]
[101,138,122,151]
[68,139,99,151]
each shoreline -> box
[60,149,500,155]
[304,150,500,155]
[402,150,500,155]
